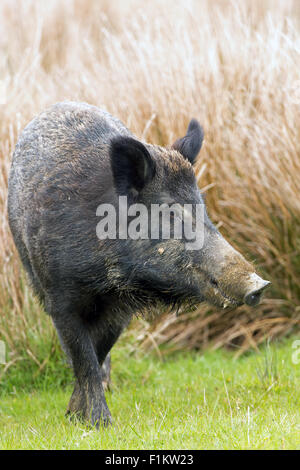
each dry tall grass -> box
[1,0,300,365]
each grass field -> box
[0,337,299,450]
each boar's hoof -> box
[89,402,112,429]
[66,399,112,429]
[66,381,112,429]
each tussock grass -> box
[0,0,300,364]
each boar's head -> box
[109,120,270,310]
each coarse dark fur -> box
[8,102,264,427]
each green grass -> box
[0,337,299,450]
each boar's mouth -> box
[206,274,270,309]
[207,277,243,309]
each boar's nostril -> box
[244,280,270,307]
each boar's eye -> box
[172,119,204,165]
[110,136,156,195]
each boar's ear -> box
[110,136,156,194]
[172,119,204,165]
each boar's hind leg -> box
[101,353,111,391]
[50,300,112,428]
[89,315,130,390]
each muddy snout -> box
[243,273,270,307]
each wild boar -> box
[8,102,269,427]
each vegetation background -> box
[1,0,300,374]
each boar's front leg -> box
[68,321,124,414]
[50,300,111,428]
[87,299,133,391]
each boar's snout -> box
[243,274,270,307]
[198,234,271,309]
